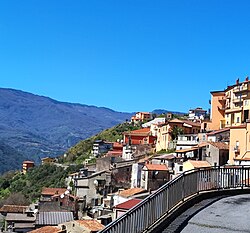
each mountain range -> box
[0,88,132,172]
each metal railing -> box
[99,166,250,233]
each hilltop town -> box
[0,78,249,232]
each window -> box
[179,166,183,172]
[237,117,240,123]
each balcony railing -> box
[233,85,248,93]
[99,166,250,233]
[233,98,243,103]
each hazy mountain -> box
[0,88,132,164]
[152,109,186,115]
[0,141,29,173]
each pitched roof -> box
[106,151,123,157]
[145,164,168,171]
[76,219,104,231]
[23,160,34,164]
[114,199,141,210]
[112,142,123,148]
[169,119,201,127]
[208,142,229,150]
[176,147,198,153]
[206,128,230,136]
[0,205,28,213]
[154,153,175,160]
[29,226,61,233]
[119,188,146,198]
[6,213,36,222]
[36,212,73,225]
[41,188,67,196]
[124,128,151,136]
[186,160,211,168]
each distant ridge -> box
[0,88,132,167]
[152,109,186,115]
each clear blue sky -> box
[0,1,250,113]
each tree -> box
[170,126,184,140]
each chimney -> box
[236,78,239,85]
[246,76,249,82]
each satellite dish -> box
[60,194,64,199]
[93,180,98,186]
[65,190,70,195]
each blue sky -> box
[0,1,250,113]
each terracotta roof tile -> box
[41,188,67,196]
[114,199,141,210]
[187,160,211,168]
[176,147,198,153]
[206,128,230,136]
[208,142,229,150]
[145,164,168,171]
[76,219,104,231]
[29,226,61,233]
[119,188,146,198]
[124,128,152,137]
[0,205,28,213]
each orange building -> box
[123,128,156,145]
[207,77,250,131]
[22,161,34,174]
[131,112,152,124]
[207,91,226,130]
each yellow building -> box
[229,123,250,165]
[183,160,211,172]
[208,78,250,165]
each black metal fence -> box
[99,166,250,233]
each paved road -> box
[181,194,250,233]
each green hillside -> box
[0,163,83,206]
[60,122,141,164]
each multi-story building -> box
[208,77,250,165]
[131,112,152,124]
[156,119,201,152]
[188,107,207,120]
[208,77,250,131]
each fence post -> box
[242,165,244,189]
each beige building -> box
[60,219,104,233]
[156,119,201,152]
[183,160,211,172]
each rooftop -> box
[119,188,146,198]
[29,226,61,233]
[206,128,230,136]
[124,128,151,136]
[41,187,67,196]
[145,164,168,171]
[114,199,142,210]
[36,211,73,225]
[208,141,229,150]
[0,205,28,213]
[76,219,104,231]
[186,160,211,168]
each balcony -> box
[233,98,243,103]
[233,85,248,93]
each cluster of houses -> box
[4,78,250,232]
